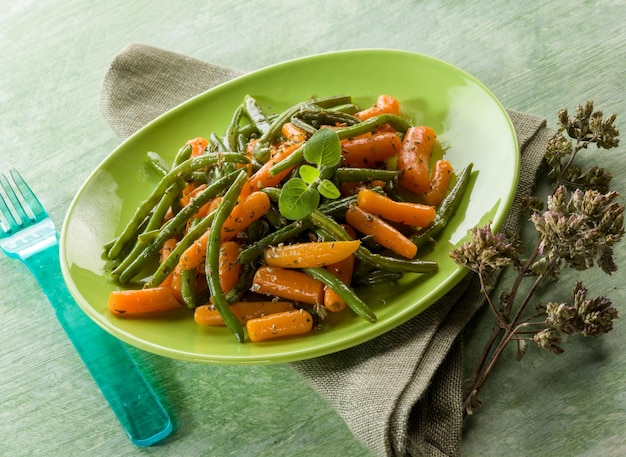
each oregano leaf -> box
[302,128,342,168]
[299,164,320,185]
[317,179,341,199]
[278,178,320,220]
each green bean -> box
[353,269,403,287]
[334,168,398,183]
[147,151,170,176]
[209,132,227,152]
[253,102,311,163]
[328,103,359,114]
[225,263,256,305]
[288,116,317,135]
[310,95,353,109]
[243,95,271,135]
[245,219,270,243]
[110,180,183,275]
[107,152,249,259]
[309,210,438,273]
[180,267,198,309]
[145,180,185,231]
[259,186,281,202]
[116,170,239,283]
[317,194,358,214]
[238,122,259,138]
[237,219,311,265]
[173,144,193,167]
[236,133,248,153]
[411,162,474,249]
[145,211,216,288]
[263,206,288,229]
[206,169,248,343]
[302,267,377,323]
[268,145,304,176]
[294,106,360,127]
[223,104,243,152]
[110,230,155,278]
[335,114,412,140]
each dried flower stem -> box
[454,102,623,416]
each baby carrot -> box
[179,230,210,271]
[158,237,178,287]
[323,252,355,312]
[281,122,308,143]
[222,191,271,241]
[345,205,418,259]
[355,94,400,121]
[263,240,360,268]
[179,199,223,269]
[219,240,242,294]
[179,187,271,270]
[169,264,183,303]
[422,160,454,206]
[246,309,314,342]
[397,126,436,194]
[108,286,181,317]
[240,141,302,199]
[252,266,325,305]
[340,131,402,168]
[186,136,209,157]
[356,188,436,227]
[194,301,294,326]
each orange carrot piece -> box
[323,252,355,312]
[221,191,271,241]
[340,131,402,168]
[281,122,308,143]
[180,183,208,207]
[356,188,436,227]
[355,95,400,121]
[219,240,242,294]
[160,237,178,263]
[246,309,314,342]
[158,237,178,287]
[345,206,417,259]
[240,141,302,199]
[194,301,295,326]
[179,230,210,271]
[169,264,183,303]
[397,126,436,194]
[263,240,360,268]
[252,266,325,305]
[422,160,454,206]
[108,287,181,317]
[339,179,387,197]
[187,137,209,157]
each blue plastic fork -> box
[0,169,173,446]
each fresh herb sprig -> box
[278,128,342,220]
[451,102,623,415]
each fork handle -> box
[23,243,173,446]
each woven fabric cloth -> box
[99,43,551,457]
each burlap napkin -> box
[100,43,551,457]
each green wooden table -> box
[1,2,624,456]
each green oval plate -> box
[60,49,519,364]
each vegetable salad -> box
[104,94,472,343]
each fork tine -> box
[10,169,47,220]
[0,172,29,225]
[0,186,20,232]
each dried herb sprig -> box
[453,102,623,415]
[545,100,619,192]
